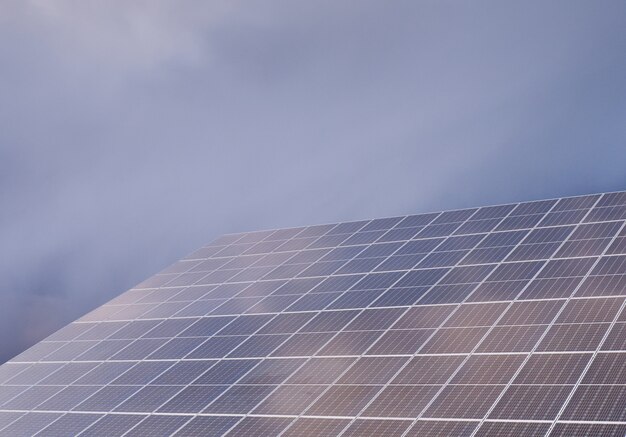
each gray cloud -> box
[1,0,625,362]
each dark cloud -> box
[1,0,625,363]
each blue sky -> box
[0,0,625,363]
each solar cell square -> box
[218,314,274,335]
[39,341,98,361]
[225,416,294,437]
[73,385,142,412]
[271,332,335,356]
[460,245,515,265]
[0,412,60,437]
[440,264,495,284]
[418,223,463,238]
[79,414,145,437]
[157,385,228,414]
[467,279,527,302]
[252,384,325,415]
[342,419,411,436]
[585,205,626,223]
[443,302,508,327]
[180,317,234,337]
[312,274,364,293]
[284,249,328,265]
[203,384,276,414]
[549,422,626,437]
[236,280,286,297]
[281,418,350,437]
[608,236,626,254]
[171,416,240,436]
[75,321,127,340]
[2,385,63,410]
[396,213,439,228]
[193,359,259,385]
[379,226,423,242]
[238,358,305,384]
[519,276,583,300]
[396,238,444,255]
[497,299,565,325]
[601,322,626,350]
[539,209,588,227]
[344,307,405,331]
[110,338,168,360]
[185,335,246,358]
[495,213,544,231]
[366,329,434,355]
[10,342,67,363]
[0,386,27,407]
[505,242,561,261]
[336,257,386,274]
[363,385,441,417]
[229,333,290,358]
[273,277,324,295]
[375,253,426,271]
[113,385,182,412]
[286,292,340,311]
[391,355,465,385]
[34,386,104,411]
[123,415,191,437]
[555,297,624,323]
[107,319,162,339]
[475,421,551,437]
[371,286,430,306]
[325,289,384,309]
[286,357,356,384]
[414,283,478,304]
[152,360,217,385]
[299,310,360,333]
[576,274,626,297]
[514,353,591,384]
[538,323,609,352]
[405,420,477,437]
[423,385,504,419]
[317,330,383,355]
[147,337,206,359]
[419,326,488,354]
[5,363,64,385]
[393,305,454,329]
[258,312,316,334]
[451,354,524,384]
[305,385,381,416]
[478,230,528,248]
[561,385,626,421]
[247,294,301,313]
[489,384,573,420]
[337,356,408,385]
[582,352,626,384]
[556,237,614,258]
[35,413,102,436]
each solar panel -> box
[1,191,626,436]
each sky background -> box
[1,0,625,364]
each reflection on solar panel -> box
[1,191,626,436]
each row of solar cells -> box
[2,353,626,420]
[79,250,626,325]
[134,220,626,293]
[11,294,626,363]
[2,411,626,436]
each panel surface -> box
[1,191,625,436]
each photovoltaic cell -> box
[1,190,625,436]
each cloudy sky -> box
[1,0,625,363]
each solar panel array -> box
[1,191,626,436]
